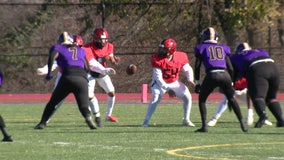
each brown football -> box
[126,64,137,75]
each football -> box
[126,64,137,75]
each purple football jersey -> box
[230,49,270,76]
[49,44,86,71]
[194,43,231,70]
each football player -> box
[36,35,85,123]
[142,38,195,127]
[194,27,247,133]
[83,27,120,126]
[0,68,13,142]
[34,32,98,129]
[230,42,284,128]
[207,77,273,126]
[34,32,114,130]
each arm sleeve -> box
[152,67,169,91]
[182,63,194,82]
[225,55,234,81]
[47,50,58,75]
[194,55,202,82]
[89,58,107,74]
[0,67,3,87]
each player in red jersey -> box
[83,28,120,126]
[142,38,195,127]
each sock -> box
[0,115,10,137]
[213,95,228,120]
[144,93,161,122]
[227,98,243,122]
[267,101,284,122]
[247,108,253,118]
[106,96,115,117]
[252,99,267,119]
[182,93,192,121]
[0,115,6,128]
[89,97,100,117]
[199,101,207,128]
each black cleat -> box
[194,127,208,133]
[95,117,103,127]
[2,136,13,142]
[34,123,46,130]
[254,116,266,128]
[240,119,248,132]
[276,120,284,127]
[85,117,97,130]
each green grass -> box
[0,101,283,160]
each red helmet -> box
[92,28,109,48]
[73,35,84,47]
[92,28,109,39]
[158,38,177,57]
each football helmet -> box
[235,42,251,53]
[74,35,84,47]
[200,27,219,42]
[58,31,74,45]
[158,38,177,57]
[92,27,109,48]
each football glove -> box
[104,68,116,75]
[45,74,53,81]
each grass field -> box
[0,101,283,160]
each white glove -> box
[103,68,116,75]
[37,67,47,76]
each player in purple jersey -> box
[0,67,13,142]
[230,42,284,128]
[34,32,97,130]
[194,27,247,133]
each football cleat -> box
[254,116,267,128]
[34,123,46,130]
[85,116,97,129]
[264,120,273,126]
[95,117,103,127]
[106,115,118,122]
[2,136,13,142]
[183,119,195,127]
[142,119,149,127]
[194,127,208,133]
[207,118,218,127]
[276,120,284,127]
[240,119,248,132]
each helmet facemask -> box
[158,44,170,57]
[94,37,108,49]
[158,38,176,57]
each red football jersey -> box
[151,51,188,83]
[83,42,114,67]
[234,77,247,90]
